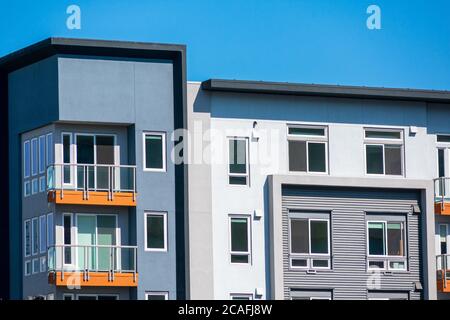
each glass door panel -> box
[96,136,116,191]
[76,135,95,190]
[77,215,96,270]
[97,215,117,271]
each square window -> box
[145,213,167,251]
[144,133,166,171]
[364,129,403,176]
[288,126,327,173]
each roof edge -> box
[202,79,450,103]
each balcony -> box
[437,254,450,292]
[434,178,450,215]
[47,164,137,207]
[47,244,138,287]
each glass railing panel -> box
[96,166,110,191]
[118,167,134,192]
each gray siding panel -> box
[281,191,423,300]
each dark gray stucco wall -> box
[8,56,59,299]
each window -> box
[32,258,39,274]
[229,216,251,264]
[32,178,38,195]
[145,212,167,251]
[63,294,74,301]
[289,212,330,269]
[76,295,119,300]
[47,213,54,247]
[367,215,407,271]
[228,138,249,185]
[367,291,408,300]
[40,256,46,273]
[24,261,31,276]
[24,181,31,197]
[437,135,450,143]
[288,125,328,173]
[39,215,46,254]
[39,135,46,174]
[290,290,332,300]
[364,129,403,176]
[46,133,54,166]
[230,294,253,300]
[440,224,448,255]
[32,217,39,256]
[143,132,166,171]
[39,176,46,193]
[31,138,38,176]
[62,133,72,184]
[24,220,31,257]
[145,292,169,300]
[24,140,31,178]
[63,214,72,264]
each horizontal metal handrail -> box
[46,163,137,200]
[47,244,138,282]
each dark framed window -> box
[364,129,403,176]
[144,133,166,171]
[145,212,167,251]
[228,138,249,185]
[230,216,251,263]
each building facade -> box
[2,38,450,300]
[1,38,187,300]
[187,80,450,300]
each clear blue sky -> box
[0,0,449,90]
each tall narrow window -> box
[46,133,54,166]
[24,140,31,178]
[31,217,39,256]
[229,216,251,263]
[289,212,330,269]
[31,138,38,176]
[288,125,328,173]
[367,216,407,271]
[63,214,72,264]
[228,138,249,185]
[62,134,72,184]
[24,220,31,257]
[145,212,167,251]
[440,224,448,255]
[365,129,403,176]
[144,133,166,171]
[39,215,46,254]
[47,213,54,247]
[39,135,46,174]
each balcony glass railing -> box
[47,163,136,197]
[436,254,450,288]
[434,177,450,203]
[48,244,137,281]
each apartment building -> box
[2,38,450,300]
[0,38,187,300]
[187,80,450,300]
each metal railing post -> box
[133,247,137,282]
[133,167,136,202]
[61,246,64,281]
[445,254,448,288]
[60,165,64,199]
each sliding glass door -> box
[76,214,117,271]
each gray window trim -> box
[290,289,332,300]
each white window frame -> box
[143,132,167,172]
[366,219,407,271]
[230,293,253,300]
[31,138,38,176]
[24,140,31,178]
[24,219,31,257]
[39,215,46,254]
[364,128,404,177]
[229,215,252,265]
[24,260,31,276]
[47,213,54,247]
[39,176,46,193]
[24,181,31,197]
[31,217,39,256]
[145,292,169,300]
[31,178,39,195]
[32,258,39,274]
[289,215,331,270]
[46,133,54,166]
[39,135,46,174]
[40,256,47,273]
[227,137,250,186]
[287,125,329,174]
[144,212,168,252]
[63,293,75,300]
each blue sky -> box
[0,0,449,90]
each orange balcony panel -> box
[435,202,450,215]
[48,271,138,287]
[48,190,137,207]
